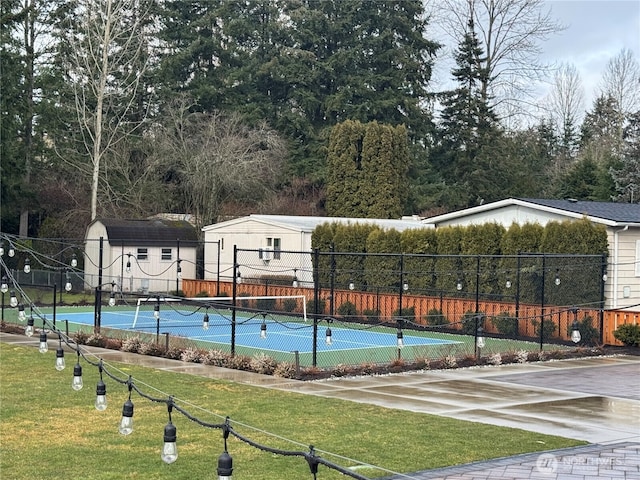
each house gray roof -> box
[520,198,640,223]
[96,219,198,246]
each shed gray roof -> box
[96,219,198,246]
[520,199,640,223]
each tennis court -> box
[58,308,462,366]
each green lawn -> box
[0,341,585,479]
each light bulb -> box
[161,422,178,464]
[9,292,18,307]
[403,281,409,291]
[0,244,3,256]
[119,399,134,435]
[71,254,78,268]
[456,280,463,291]
[65,281,72,292]
[202,313,209,330]
[506,279,512,289]
[571,321,581,343]
[0,278,7,293]
[396,331,404,349]
[260,323,267,339]
[177,266,182,279]
[25,317,35,337]
[325,327,332,345]
[8,247,15,257]
[217,451,233,479]
[23,259,31,274]
[95,380,107,411]
[18,304,25,320]
[55,348,66,371]
[72,362,83,391]
[39,331,48,353]
[477,336,485,349]
[108,292,116,307]
[154,304,160,319]
[126,262,131,273]
[349,281,355,291]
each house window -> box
[161,248,172,261]
[263,237,281,260]
[137,248,148,261]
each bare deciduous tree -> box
[429,0,565,120]
[152,97,287,231]
[64,0,150,221]
[599,47,640,117]
[546,62,584,156]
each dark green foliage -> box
[307,298,326,315]
[491,312,518,337]
[569,314,600,346]
[425,308,449,326]
[256,298,276,311]
[531,317,557,341]
[337,301,357,317]
[613,324,640,347]
[362,309,380,322]
[282,298,298,312]
[326,120,410,218]
[364,229,402,292]
[392,306,415,319]
[460,311,482,335]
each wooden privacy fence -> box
[183,279,638,346]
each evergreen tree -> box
[432,17,502,208]
[326,120,409,218]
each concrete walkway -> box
[2,332,639,479]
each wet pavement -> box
[2,332,639,479]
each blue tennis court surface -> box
[61,310,459,353]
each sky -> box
[428,0,640,121]
[542,0,640,108]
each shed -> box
[84,218,198,294]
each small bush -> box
[164,346,184,360]
[516,349,529,363]
[180,347,203,363]
[249,353,277,375]
[337,301,357,317]
[121,336,142,353]
[569,314,600,345]
[392,306,415,319]
[461,311,483,335]
[282,298,298,312]
[613,323,640,347]
[362,309,380,322]
[86,333,106,347]
[138,342,166,357]
[307,298,326,315]
[488,352,502,366]
[202,349,230,367]
[443,355,457,368]
[73,331,90,345]
[426,308,448,326]
[273,362,297,378]
[491,312,518,337]
[531,318,557,341]
[228,354,252,371]
[256,298,276,311]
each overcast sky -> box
[543,0,640,108]
[428,0,640,120]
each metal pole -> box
[175,239,180,295]
[216,241,221,296]
[329,243,335,316]
[231,246,238,356]
[540,254,545,351]
[475,255,480,314]
[52,284,57,329]
[515,254,521,337]
[599,253,606,344]
[312,248,320,367]
[398,254,404,316]
[95,236,104,333]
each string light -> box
[55,334,65,371]
[10,290,18,307]
[17,303,26,320]
[25,316,35,337]
[39,329,48,353]
[119,379,134,435]
[217,419,233,480]
[161,400,178,464]
[72,350,83,391]
[0,276,8,293]
[95,361,107,411]
[71,253,78,268]
[202,311,210,330]
[126,253,132,273]
[260,319,267,339]
[23,258,31,274]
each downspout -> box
[612,225,629,309]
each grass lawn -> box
[0,341,585,479]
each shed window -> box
[266,237,281,260]
[137,248,148,261]
[161,248,172,261]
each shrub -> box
[569,314,600,345]
[307,298,326,315]
[121,336,142,353]
[164,346,184,360]
[256,298,276,311]
[531,318,557,341]
[362,309,380,322]
[491,312,518,336]
[516,349,529,363]
[273,362,297,378]
[488,352,502,366]
[425,308,448,326]
[443,355,457,368]
[180,347,203,363]
[282,298,298,312]
[249,353,277,375]
[73,331,90,345]
[202,349,231,367]
[461,311,482,335]
[337,301,357,317]
[613,323,640,347]
[392,306,415,319]
[194,291,212,298]
[228,354,252,371]
[138,342,166,357]
[86,333,106,347]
